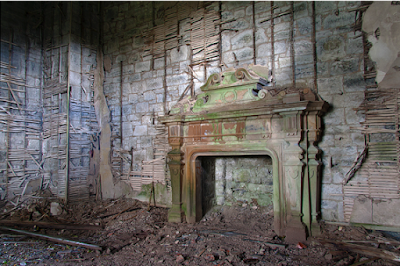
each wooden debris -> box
[98,206,141,219]
[0,226,103,251]
[0,220,102,230]
[321,240,400,262]
[196,248,206,258]
[242,238,287,250]
[350,257,379,266]
[147,181,156,211]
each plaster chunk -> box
[350,195,373,224]
[373,199,400,226]
[363,2,400,84]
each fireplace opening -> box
[196,155,273,218]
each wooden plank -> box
[0,226,102,251]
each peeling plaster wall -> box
[101,1,368,222]
[94,48,133,199]
[345,2,400,228]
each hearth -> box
[159,67,328,242]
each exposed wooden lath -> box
[119,2,220,189]
[0,30,43,202]
[190,5,220,65]
[139,2,219,63]
[124,124,171,191]
[343,88,400,222]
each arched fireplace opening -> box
[196,155,273,219]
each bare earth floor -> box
[0,197,399,266]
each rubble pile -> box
[0,195,399,265]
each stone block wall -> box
[101,1,367,222]
[215,156,274,207]
[314,1,366,222]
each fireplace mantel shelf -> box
[159,67,329,243]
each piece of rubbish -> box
[196,248,206,258]
[297,242,307,249]
[350,257,379,266]
[176,254,185,263]
[243,257,260,264]
[204,254,215,261]
[50,202,63,216]
[0,226,102,251]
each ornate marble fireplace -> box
[159,67,328,242]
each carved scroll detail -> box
[258,88,269,99]
[210,73,221,86]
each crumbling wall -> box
[342,2,400,228]
[0,2,104,203]
[41,2,101,202]
[0,2,44,202]
[101,1,368,222]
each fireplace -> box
[198,155,274,210]
[159,67,328,243]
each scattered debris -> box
[0,198,399,265]
[297,242,307,249]
[0,226,102,251]
[242,238,287,250]
[0,220,102,231]
[176,254,185,263]
[50,202,63,216]
[321,240,400,263]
